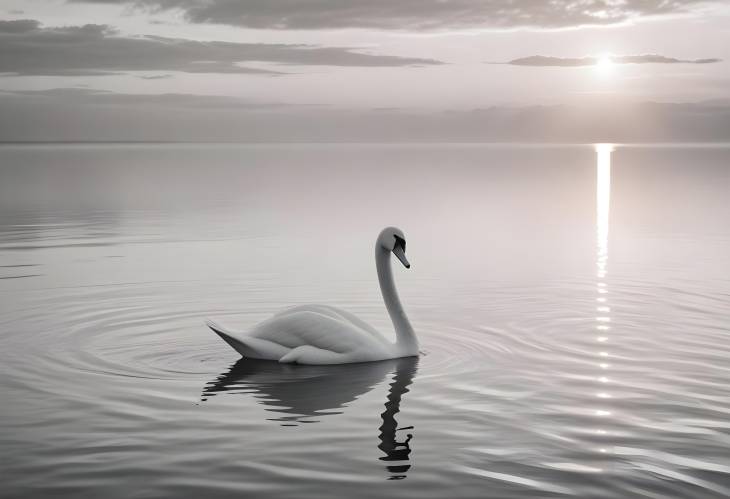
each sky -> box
[1,0,729,141]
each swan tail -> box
[205,318,234,337]
[205,319,245,352]
[205,319,286,361]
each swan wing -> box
[251,310,390,357]
[273,304,389,342]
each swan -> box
[206,227,418,365]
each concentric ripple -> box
[2,272,730,498]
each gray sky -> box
[1,0,729,141]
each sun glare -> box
[594,55,615,76]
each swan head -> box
[377,227,410,269]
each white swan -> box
[206,227,418,365]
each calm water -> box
[1,143,729,498]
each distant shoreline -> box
[2,141,730,146]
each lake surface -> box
[1,143,729,498]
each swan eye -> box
[392,235,409,268]
[394,235,406,251]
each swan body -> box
[206,227,418,365]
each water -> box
[1,143,729,498]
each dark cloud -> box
[0,19,40,33]
[0,19,442,76]
[506,54,722,67]
[71,0,712,30]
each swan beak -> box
[393,245,410,268]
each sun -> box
[594,55,614,75]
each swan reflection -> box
[378,358,418,479]
[201,357,418,479]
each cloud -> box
[71,0,714,30]
[1,87,293,109]
[506,54,722,67]
[0,19,442,76]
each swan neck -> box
[376,247,417,353]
